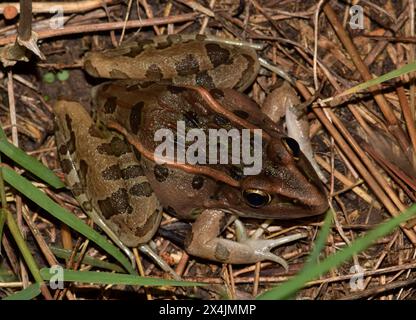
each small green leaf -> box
[43,72,55,84]
[57,70,69,81]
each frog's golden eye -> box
[282,137,300,159]
[243,189,272,208]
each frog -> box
[53,34,328,269]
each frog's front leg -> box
[185,210,303,269]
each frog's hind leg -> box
[185,209,306,270]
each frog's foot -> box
[185,210,306,270]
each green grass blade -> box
[50,246,125,273]
[340,60,416,96]
[304,208,333,269]
[2,167,135,274]
[2,283,41,300]
[40,268,204,287]
[0,128,64,189]
[257,203,416,300]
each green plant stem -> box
[5,208,52,299]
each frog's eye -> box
[243,189,272,208]
[282,137,300,159]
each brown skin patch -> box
[195,71,215,89]
[121,165,144,179]
[134,209,160,237]
[98,188,133,218]
[64,115,76,153]
[175,54,200,76]
[154,165,169,182]
[60,158,73,175]
[214,242,230,261]
[88,125,105,139]
[101,164,122,180]
[191,175,204,190]
[209,88,225,99]
[129,101,144,134]
[129,182,153,197]
[103,96,117,114]
[235,54,256,90]
[84,60,99,77]
[233,109,249,119]
[109,69,129,78]
[205,43,231,67]
[97,137,130,157]
[58,144,68,155]
[145,64,163,81]
[167,85,186,95]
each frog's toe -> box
[234,219,307,271]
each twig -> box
[0,13,199,46]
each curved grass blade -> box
[304,208,333,269]
[2,166,135,274]
[40,268,204,287]
[0,127,64,189]
[50,246,125,273]
[2,283,41,300]
[257,203,416,300]
[339,60,416,97]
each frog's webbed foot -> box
[185,210,306,270]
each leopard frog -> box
[54,34,328,266]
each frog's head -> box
[208,135,328,219]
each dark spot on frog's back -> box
[154,165,169,182]
[192,176,204,190]
[129,101,144,134]
[233,109,249,119]
[129,182,153,197]
[58,144,68,155]
[101,164,122,180]
[97,137,130,157]
[60,158,73,175]
[175,54,200,76]
[103,96,117,114]
[121,165,144,179]
[145,64,163,81]
[205,43,231,67]
[98,188,133,218]
[195,71,215,89]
